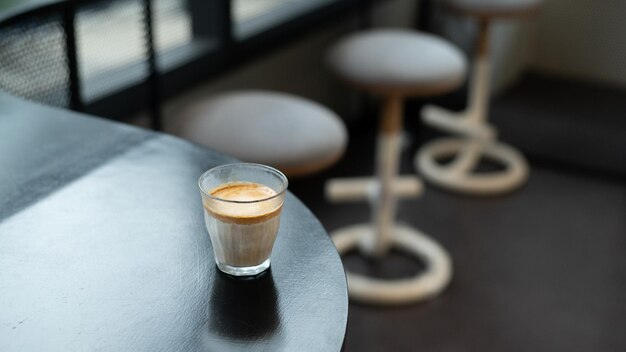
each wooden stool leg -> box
[467,19,491,125]
[363,95,404,257]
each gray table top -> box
[0,93,348,351]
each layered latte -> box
[203,181,283,269]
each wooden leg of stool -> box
[467,19,491,125]
[363,95,404,258]
[446,20,492,172]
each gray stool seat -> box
[447,0,542,18]
[177,91,347,176]
[327,29,466,96]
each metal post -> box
[64,0,82,111]
[357,0,373,29]
[143,0,162,131]
[416,0,433,32]
[189,0,232,47]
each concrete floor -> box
[289,115,626,352]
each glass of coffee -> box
[198,163,288,277]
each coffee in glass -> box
[198,163,288,276]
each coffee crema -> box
[204,182,282,225]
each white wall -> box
[490,20,535,93]
[435,0,626,93]
[163,0,419,132]
[434,12,535,94]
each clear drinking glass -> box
[198,163,288,276]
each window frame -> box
[1,0,388,120]
[87,0,374,120]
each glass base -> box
[216,258,271,277]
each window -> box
[75,0,342,100]
[1,0,362,117]
[76,0,194,101]
[233,0,339,39]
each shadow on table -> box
[207,269,280,340]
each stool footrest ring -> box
[332,223,452,305]
[422,105,495,140]
[417,137,529,195]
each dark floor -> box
[289,78,626,352]
[492,71,626,178]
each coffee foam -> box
[204,182,282,224]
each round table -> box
[0,93,348,352]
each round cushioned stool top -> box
[177,91,347,176]
[327,29,466,96]
[447,0,541,18]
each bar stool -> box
[175,90,348,177]
[416,0,541,195]
[326,29,467,304]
